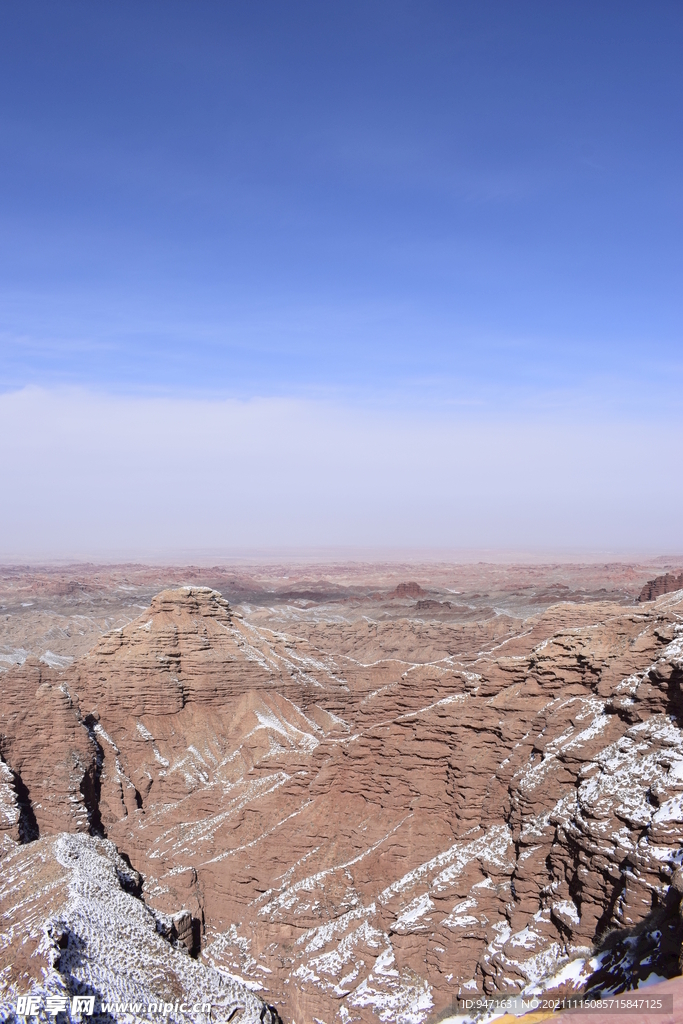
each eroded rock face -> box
[638,571,683,603]
[390,582,427,599]
[0,832,278,1024]
[0,659,101,839]
[1,579,683,1023]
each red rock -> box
[390,582,427,598]
[638,570,683,602]
[3,574,683,1024]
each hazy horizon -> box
[2,546,682,568]
[2,386,682,560]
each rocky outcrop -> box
[155,908,199,955]
[0,832,280,1024]
[638,570,683,603]
[73,587,275,716]
[0,660,100,838]
[2,581,683,1023]
[390,582,427,598]
[416,599,452,611]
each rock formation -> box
[0,831,281,1024]
[1,570,683,1023]
[390,582,427,598]
[0,659,100,840]
[638,571,683,603]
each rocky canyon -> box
[1,560,683,1024]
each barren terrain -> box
[2,559,683,1024]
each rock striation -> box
[0,659,101,840]
[638,571,683,603]
[2,578,683,1023]
[0,831,281,1024]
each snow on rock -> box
[0,832,279,1024]
[3,586,683,1023]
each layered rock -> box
[638,571,683,603]
[390,582,427,599]
[0,659,100,838]
[0,832,281,1024]
[2,580,683,1023]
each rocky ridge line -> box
[2,585,683,1022]
[0,831,282,1024]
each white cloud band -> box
[1,387,680,558]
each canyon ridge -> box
[1,560,683,1024]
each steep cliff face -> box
[0,660,101,840]
[638,571,683,603]
[1,583,683,1024]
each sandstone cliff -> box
[2,581,683,1023]
[638,571,683,603]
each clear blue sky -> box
[1,1,681,413]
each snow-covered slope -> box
[0,832,281,1024]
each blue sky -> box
[1,3,681,555]
[1,1,681,411]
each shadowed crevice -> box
[80,714,105,837]
[1,752,39,842]
[585,889,683,996]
